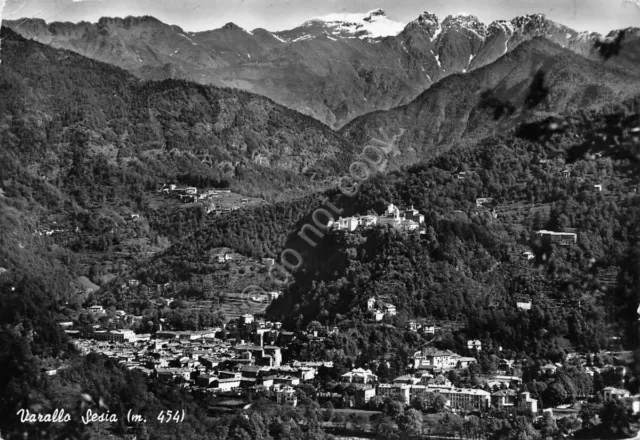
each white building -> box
[414,348,461,370]
[342,368,377,384]
[377,384,411,403]
[329,216,361,232]
[518,391,538,414]
[215,378,241,391]
[476,198,494,208]
[421,325,435,335]
[241,314,254,325]
[603,387,631,402]
[437,388,491,410]
[383,303,397,316]
[467,340,482,351]
[517,302,532,310]
[535,230,577,246]
[328,204,425,233]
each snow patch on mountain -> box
[179,33,197,45]
[431,24,442,41]
[307,8,405,39]
[292,34,313,42]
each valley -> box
[0,6,640,440]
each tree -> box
[600,399,633,437]
[538,411,558,440]
[432,394,447,413]
[543,382,568,407]
[411,395,430,412]
[368,395,385,411]
[308,320,323,333]
[579,402,602,429]
[373,415,399,440]
[323,401,334,422]
[396,408,423,439]
[384,399,405,418]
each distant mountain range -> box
[4,11,640,128]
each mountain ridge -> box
[4,12,639,128]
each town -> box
[51,296,639,437]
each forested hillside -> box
[340,37,640,167]
[118,97,640,361]
[270,98,640,354]
[0,26,356,204]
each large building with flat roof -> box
[535,230,577,246]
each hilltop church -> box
[327,204,425,232]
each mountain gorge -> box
[5,11,639,128]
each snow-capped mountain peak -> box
[301,9,405,39]
[364,8,386,20]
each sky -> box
[1,0,639,35]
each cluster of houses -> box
[65,316,339,409]
[328,204,426,232]
[366,297,396,321]
[333,356,536,412]
[157,184,236,213]
[412,347,478,371]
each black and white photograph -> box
[0,0,639,438]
